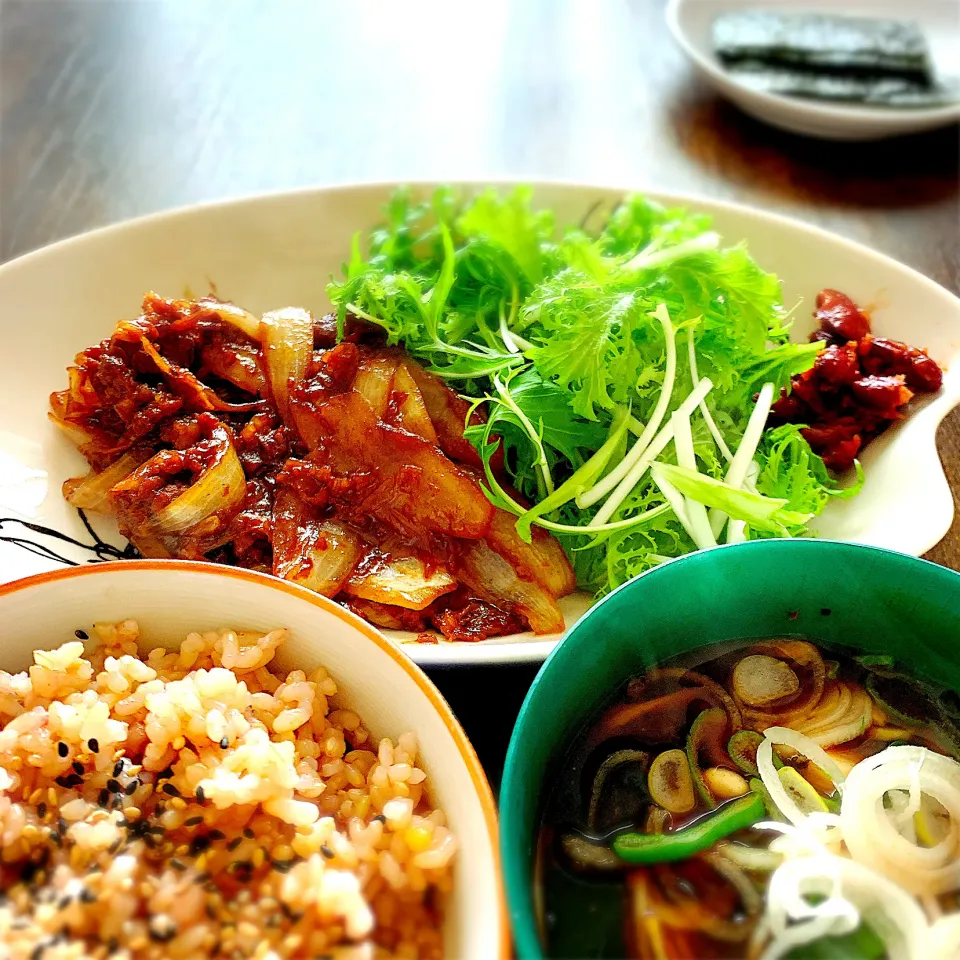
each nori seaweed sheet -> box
[713,10,933,79]
[727,63,956,107]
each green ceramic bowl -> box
[500,538,960,958]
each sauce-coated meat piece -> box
[770,289,942,472]
[814,289,870,343]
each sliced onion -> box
[390,363,439,442]
[757,729,845,827]
[457,539,564,634]
[261,307,314,426]
[840,746,960,895]
[343,556,456,611]
[63,452,147,512]
[759,854,928,960]
[800,683,873,749]
[352,354,399,418]
[198,298,262,341]
[151,425,246,535]
[272,488,361,598]
[926,913,960,959]
[714,841,783,873]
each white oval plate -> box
[1,181,960,666]
[667,0,960,141]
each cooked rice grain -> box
[0,622,456,959]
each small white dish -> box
[667,0,960,140]
[0,560,508,958]
[1,180,960,666]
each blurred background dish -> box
[500,538,960,958]
[0,560,507,959]
[668,0,960,139]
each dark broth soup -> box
[537,638,960,959]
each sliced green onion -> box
[671,409,717,549]
[584,377,713,526]
[577,302,677,510]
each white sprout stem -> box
[623,231,720,272]
[651,467,695,544]
[499,302,534,354]
[585,377,713,527]
[671,410,717,549]
[577,302,677,508]
[688,327,733,462]
[627,415,646,437]
[499,306,520,354]
[707,382,775,540]
[492,375,555,496]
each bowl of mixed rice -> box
[0,560,505,960]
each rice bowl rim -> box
[0,557,510,959]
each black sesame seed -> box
[195,786,206,804]
[227,836,243,851]
[49,832,62,848]
[205,903,217,920]
[57,743,68,758]
[320,844,334,859]
[30,943,46,960]
[112,760,124,778]
[72,761,84,776]
[58,895,72,910]
[194,871,211,885]
[219,737,229,749]
[107,839,122,854]
[66,774,83,788]
[57,818,67,835]
[98,788,109,808]
[170,859,187,872]
[162,783,180,797]
[189,835,211,855]
[87,738,99,754]
[184,816,204,827]
[37,802,47,819]
[75,629,89,640]
[271,859,295,874]
[79,888,96,903]
[106,779,121,793]
[125,781,138,796]
[243,827,254,840]
[209,829,225,842]
[372,814,386,824]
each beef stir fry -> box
[51,293,575,640]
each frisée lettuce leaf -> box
[327,186,856,596]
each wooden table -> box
[3,0,959,788]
